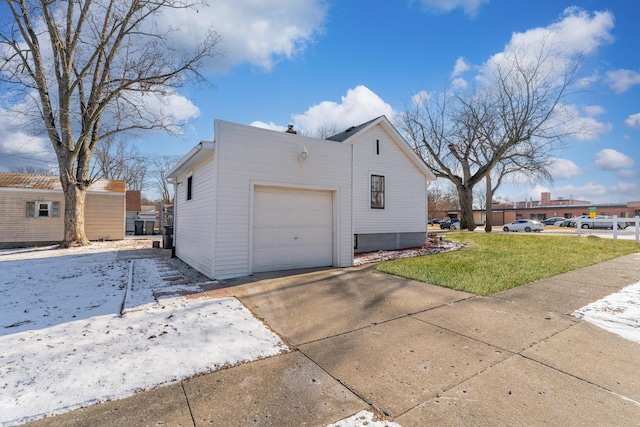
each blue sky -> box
[1,0,638,204]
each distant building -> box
[0,173,125,248]
[490,192,639,226]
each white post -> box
[613,215,618,241]
[636,216,639,244]
[576,218,582,235]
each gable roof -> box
[325,116,381,142]
[326,116,436,181]
[0,173,126,193]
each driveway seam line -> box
[294,296,474,347]
[181,381,197,427]
[295,349,389,418]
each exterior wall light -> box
[298,146,308,165]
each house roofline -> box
[166,141,215,181]
[331,116,436,181]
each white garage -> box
[253,187,334,272]
[166,117,434,280]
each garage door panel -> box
[253,187,333,273]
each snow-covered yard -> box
[0,241,288,426]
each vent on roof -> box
[345,126,355,132]
[285,124,297,134]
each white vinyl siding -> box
[169,117,433,280]
[213,120,352,279]
[352,125,428,234]
[173,151,216,278]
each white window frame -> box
[26,201,60,218]
[370,174,385,209]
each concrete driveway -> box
[27,254,640,426]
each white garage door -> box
[253,187,333,273]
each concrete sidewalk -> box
[26,253,640,426]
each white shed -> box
[166,116,434,280]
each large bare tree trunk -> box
[457,186,476,231]
[61,183,90,248]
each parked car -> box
[560,215,589,228]
[440,218,460,230]
[576,216,628,230]
[502,219,544,232]
[429,218,444,225]
[542,217,565,226]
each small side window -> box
[38,202,50,217]
[26,201,36,217]
[187,176,193,200]
[371,175,385,209]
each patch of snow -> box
[0,241,288,426]
[326,410,401,427]
[573,281,640,344]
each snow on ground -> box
[572,280,640,344]
[1,239,638,426]
[326,410,401,427]
[0,241,288,426]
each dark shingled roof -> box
[325,116,382,142]
[0,173,126,193]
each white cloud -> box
[555,182,608,201]
[156,0,328,72]
[451,57,470,77]
[292,85,395,136]
[554,180,640,204]
[611,181,640,199]
[624,113,640,129]
[526,185,551,200]
[593,149,635,170]
[616,169,636,179]
[552,103,611,141]
[415,0,489,17]
[584,105,605,116]
[604,69,640,94]
[548,157,583,180]
[481,8,614,86]
[451,77,468,90]
[412,90,431,107]
[250,121,286,131]
[0,95,57,171]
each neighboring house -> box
[125,190,142,234]
[0,173,126,248]
[166,116,435,280]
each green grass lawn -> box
[377,233,639,296]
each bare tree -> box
[92,137,147,191]
[427,181,459,220]
[0,0,221,247]
[480,140,554,232]
[400,42,577,231]
[10,165,55,175]
[150,154,180,203]
[315,124,340,139]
